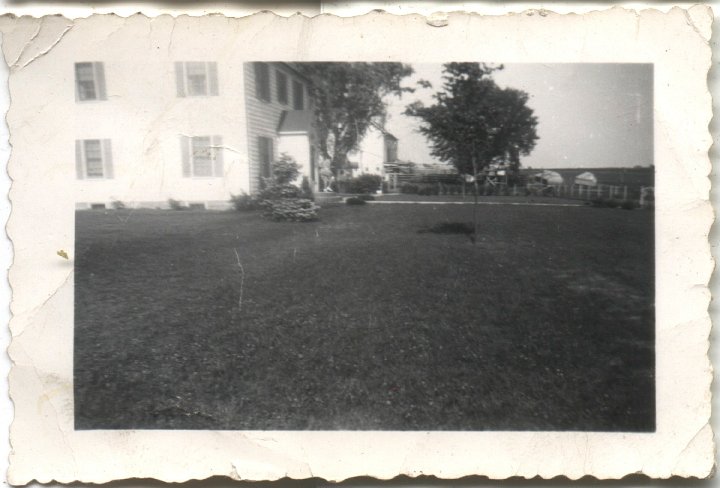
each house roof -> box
[277,110,314,134]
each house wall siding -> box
[244,62,311,193]
[64,16,252,206]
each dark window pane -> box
[292,80,304,110]
[255,63,270,102]
[83,139,104,177]
[258,137,273,178]
[186,62,207,96]
[276,71,288,105]
[76,63,97,101]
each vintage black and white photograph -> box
[3,10,713,483]
[72,59,655,431]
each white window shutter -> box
[175,62,186,97]
[212,135,224,176]
[94,62,107,100]
[208,62,219,96]
[102,139,114,178]
[75,140,85,179]
[180,136,191,177]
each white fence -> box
[386,174,654,207]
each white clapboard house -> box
[73,57,322,209]
[343,123,399,182]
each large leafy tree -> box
[405,62,538,177]
[300,63,414,177]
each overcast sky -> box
[384,63,654,170]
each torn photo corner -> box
[2,7,714,484]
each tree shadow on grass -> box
[418,222,474,241]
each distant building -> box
[344,123,398,180]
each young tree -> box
[300,63,414,178]
[405,63,539,243]
[405,63,538,176]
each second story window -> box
[254,63,271,102]
[175,62,219,97]
[292,80,304,110]
[75,62,106,101]
[276,71,288,105]
[75,139,113,179]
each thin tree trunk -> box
[471,155,479,245]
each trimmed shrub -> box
[168,198,187,210]
[259,182,301,200]
[621,199,638,210]
[606,199,621,209]
[346,174,382,194]
[264,198,319,221]
[419,174,463,185]
[258,155,319,222]
[400,182,419,194]
[357,194,375,201]
[230,193,262,211]
[345,197,367,205]
[111,200,126,210]
[272,154,300,184]
[417,184,439,196]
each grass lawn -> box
[74,202,654,431]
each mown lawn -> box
[74,203,654,431]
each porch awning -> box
[277,110,314,134]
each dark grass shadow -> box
[418,222,476,242]
[418,222,473,235]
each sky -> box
[383,63,654,170]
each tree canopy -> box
[405,63,539,176]
[300,62,414,176]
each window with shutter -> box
[254,63,271,102]
[76,139,113,179]
[192,137,213,177]
[182,136,224,177]
[175,62,219,97]
[75,62,107,101]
